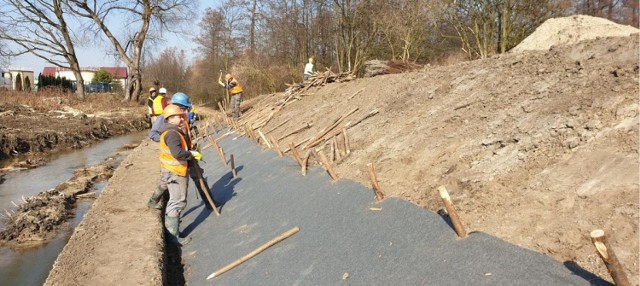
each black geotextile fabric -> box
[179,130,610,286]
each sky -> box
[6,0,220,75]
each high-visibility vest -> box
[229,79,243,95]
[159,130,188,176]
[151,96,166,115]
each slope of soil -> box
[236,21,639,284]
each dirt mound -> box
[236,25,638,284]
[511,15,639,52]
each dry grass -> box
[0,90,141,113]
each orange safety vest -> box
[229,79,243,95]
[159,130,188,176]
[151,96,166,116]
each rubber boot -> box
[147,187,166,209]
[164,215,191,246]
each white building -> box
[42,66,128,91]
[1,68,35,91]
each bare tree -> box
[67,0,196,101]
[143,48,189,94]
[0,0,86,98]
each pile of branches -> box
[285,68,356,95]
[363,60,423,78]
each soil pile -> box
[237,16,638,284]
[511,14,639,52]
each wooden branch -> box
[348,88,365,99]
[289,142,303,168]
[265,118,291,134]
[591,229,630,286]
[438,186,467,238]
[258,130,272,148]
[270,136,283,157]
[304,107,359,149]
[278,123,312,141]
[301,150,312,176]
[343,129,351,154]
[367,163,384,201]
[282,136,313,153]
[207,227,300,279]
[317,150,338,181]
[218,147,227,166]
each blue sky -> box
[8,0,220,75]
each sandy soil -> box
[1,15,638,285]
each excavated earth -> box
[2,15,638,285]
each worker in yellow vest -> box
[156,104,202,246]
[147,87,168,124]
[218,73,244,120]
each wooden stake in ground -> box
[438,186,467,238]
[301,150,312,176]
[289,143,304,167]
[343,129,351,154]
[206,227,300,280]
[270,136,283,157]
[230,154,237,178]
[367,163,384,201]
[189,160,220,216]
[258,130,272,148]
[317,150,338,181]
[218,147,227,166]
[590,229,630,286]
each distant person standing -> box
[218,73,244,120]
[303,57,317,82]
[147,87,168,124]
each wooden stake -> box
[330,138,336,162]
[438,186,467,238]
[317,150,338,181]
[289,143,303,167]
[258,130,272,148]
[367,163,384,201]
[265,118,291,134]
[301,150,311,176]
[218,147,227,166]
[343,129,351,154]
[333,137,342,161]
[278,123,312,141]
[591,229,630,286]
[206,227,300,280]
[270,136,283,157]
[189,160,220,216]
[230,154,237,178]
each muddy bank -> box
[0,144,138,249]
[0,97,148,170]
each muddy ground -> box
[0,15,638,286]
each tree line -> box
[1,0,637,104]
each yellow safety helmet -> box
[162,104,184,120]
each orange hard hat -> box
[162,104,184,120]
[225,74,233,81]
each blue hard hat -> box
[171,92,192,108]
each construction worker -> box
[218,73,243,120]
[154,103,202,246]
[147,87,168,124]
[303,57,317,81]
[148,92,215,210]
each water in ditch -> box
[0,131,147,285]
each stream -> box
[0,131,147,285]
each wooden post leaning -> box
[230,154,237,178]
[269,136,283,157]
[218,147,227,166]
[257,130,272,148]
[591,229,630,286]
[207,227,300,280]
[343,129,351,154]
[438,186,467,238]
[289,143,304,167]
[189,160,220,216]
[301,150,312,176]
[317,150,338,181]
[366,163,384,201]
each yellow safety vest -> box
[151,96,165,116]
[159,130,188,176]
[229,79,243,95]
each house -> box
[42,66,128,91]
[1,68,35,92]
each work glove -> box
[190,150,203,161]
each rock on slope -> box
[238,15,638,284]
